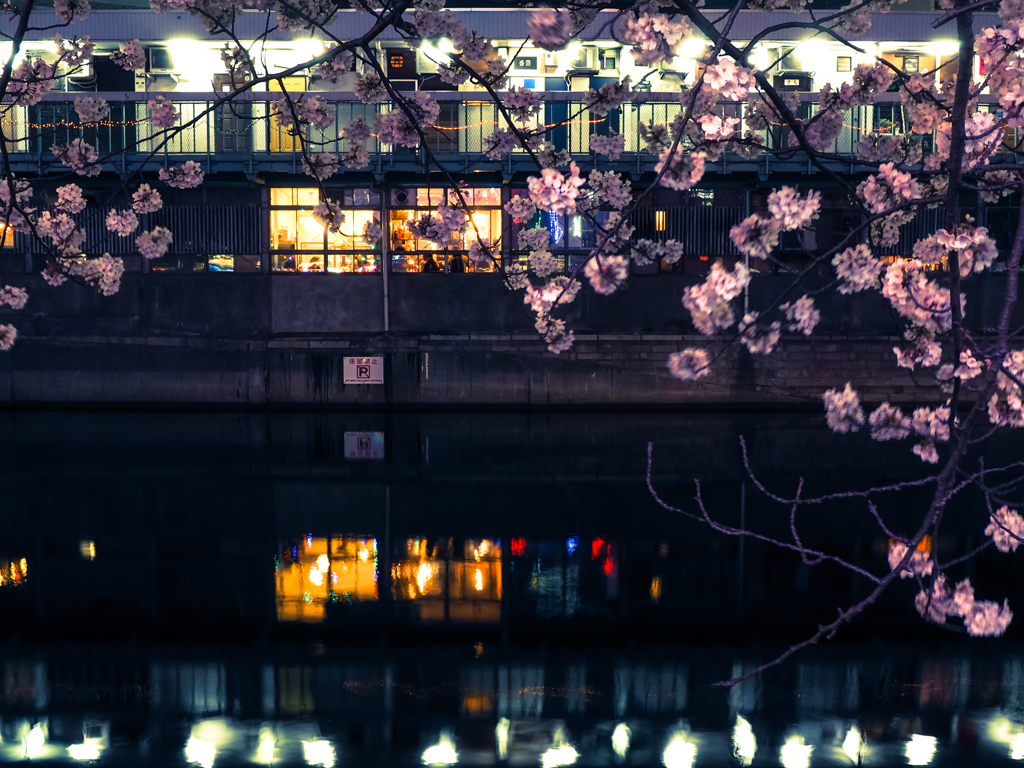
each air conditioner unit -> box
[570,46,597,71]
[65,59,94,81]
[147,47,176,76]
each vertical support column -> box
[260,186,270,275]
[381,190,390,331]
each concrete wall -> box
[0,271,1018,406]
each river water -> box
[0,410,1022,767]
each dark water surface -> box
[1,410,1022,767]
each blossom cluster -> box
[682,262,750,335]
[914,575,1013,637]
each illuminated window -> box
[836,56,852,73]
[271,187,381,273]
[390,187,502,274]
[655,210,667,232]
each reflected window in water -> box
[392,538,502,623]
[0,557,27,587]
[276,537,378,622]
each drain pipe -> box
[743,187,750,316]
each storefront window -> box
[510,188,605,273]
[390,187,502,273]
[271,187,381,273]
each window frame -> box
[270,186,382,274]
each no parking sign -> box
[343,356,384,384]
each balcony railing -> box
[5,92,1016,173]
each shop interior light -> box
[733,716,756,766]
[905,734,937,766]
[930,40,959,57]
[662,732,697,768]
[184,737,217,768]
[680,37,706,60]
[302,739,336,768]
[423,732,459,766]
[779,736,812,768]
[611,723,631,761]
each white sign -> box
[343,356,384,384]
[344,431,385,460]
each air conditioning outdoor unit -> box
[147,47,177,76]
[570,46,597,71]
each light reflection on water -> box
[2,410,1024,765]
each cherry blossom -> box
[698,114,740,141]
[55,0,90,23]
[588,170,632,209]
[623,13,690,65]
[106,209,139,237]
[132,184,163,215]
[529,248,561,278]
[591,133,625,160]
[52,139,101,177]
[55,184,87,215]
[354,73,388,104]
[869,403,912,441]
[965,600,1013,637]
[832,244,882,294]
[585,78,632,116]
[888,541,934,579]
[363,220,383,245]
[159,161,205,189]
[505,195,537,220]
[823,382,864,433]
[739,313,782,355]
[682,261,750,335]
[111,40,146,71]
[704,58,755,101]
[505,86,542,122]
[342,118,372,144]
[0,286,29,311]
[655,148,706,191]
[0,324,16,351]
[302,153,339,180]
[315,45,353,82]
[527,164,585,214]
[668,349,711,381]
[729,215,780,260]
[986,351,1024,427]
[299,96,335,131]
[954,349,984,380]
[767,188,821,231]
[74,97,109,124]
[312,200,345,234]
[985,506,1024,553]
[584,255,629,295]
[780,295,820,335]
[148,96,179,129]
[136,228,174,260]
[9,58,55,106]
[527,9,572,50]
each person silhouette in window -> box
[422,253,441,273]
[448,253,465,273]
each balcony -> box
[6,91,1015,177]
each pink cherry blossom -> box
[159,161,205,189]
[823,382,864,433]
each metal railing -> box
[6,92,1016,172]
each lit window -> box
[390,187,502,274]
[837,56,852,73]
[271,187,381,273]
